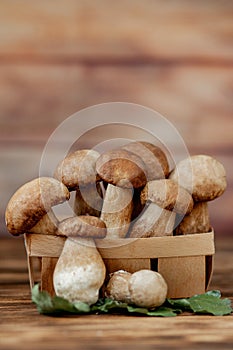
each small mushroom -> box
[169,155,227,202]
[105,269,168,308]
[122,141,169,180]
[5,177,70,235]
[53,216,106,305]
[129,179,193,238]
[54,149,103,217]
[105,270,132,303]
[129,270,168,308]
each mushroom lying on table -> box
[129,179,193,238]
[105,269,168,308]
[54,216,107,305]
[169,155,227,234]
[5,177,70,235]
[54,149,103,217]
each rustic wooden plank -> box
[24,231,215,259]
[158,256,206,298]
[0,0,232,61]
[40,257,57,296]
[0,65,232,150]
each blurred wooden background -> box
[0,0,232,236]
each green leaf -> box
[166,297,191,311]
[127,305,178,317]
[31,284,54,314]
[188,293,232,316]
[91,298,128,313]
[31,284,90,315]
[31,285,232,317]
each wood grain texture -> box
[0,0,232,60]
[0,236,233,350]
[24,231,215,259]
[158,256,206,298]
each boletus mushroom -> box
[106,269,168,308]
[53,216,107,305]
[169,155,227,234]
[54,149,103,217]
[129,179,193,238]
[96,149,147,238]
[5,177,70,235]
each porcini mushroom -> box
[169,155,227,234]
[53,216,106,305]
[169,155,227,202]
[129,270,168,308]
[5,177,70,235]
[105,270,132,303]
[54,149,103,217]
[129,179,193,238]
[97,149,147,238]
[105,269,168,308]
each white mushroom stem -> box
[175,202,211,235]
[100,184,133,238]
[53,237,106,305]
[74,183,103,217]
[129,203,175,238]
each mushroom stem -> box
[100,184,133,238]
[74,183,103,217]
[129,203,175,238]
[53,237,106,305]
[175,202,211,235]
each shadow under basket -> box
[24,230,215,299]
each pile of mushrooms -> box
[5,142,227,307]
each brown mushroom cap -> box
[57,216,107,238]
[54,149,100,190]
[169,155,227,201]
[5,177,70,235]
[140,179,194,215]
[96,149,147,189]
[123,141,169,180]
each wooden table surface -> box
[0,236,233,350]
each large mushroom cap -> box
[5,177,70,235]
[123,141,169,180]
[169,155,227,201]
[96,149,147,189]
[141,179,194,215]
[57,216,107,238]
[54,149,100,190]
